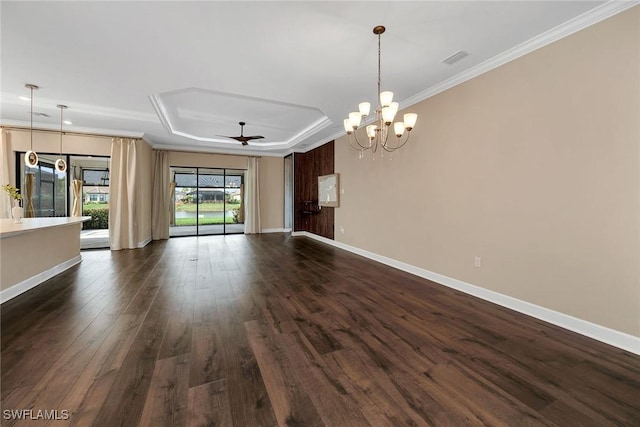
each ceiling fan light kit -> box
[343,25,418,159]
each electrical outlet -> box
[474,256,481,268]
[339,226,345,234]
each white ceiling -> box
[0,1,626,156]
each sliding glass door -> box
[224,170,245,234]
[170,167,245,237]
[197,168,225,236]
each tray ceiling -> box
[0,1,621,156]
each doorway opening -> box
[71,156,110,249]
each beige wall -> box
[335,7,640,336]
[168,150,249,170]
[168,151,284,231]
[260,156,284,230]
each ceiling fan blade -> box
[215,123,265,145]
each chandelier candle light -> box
[343,25,417,159]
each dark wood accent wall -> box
[294,141,335,239]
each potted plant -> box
[3,184,23,223]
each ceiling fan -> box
[217,121,264,146]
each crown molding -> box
[148,89,331,149]
[307,1,639,154]
[402,0,640,109]
[0,120,144,138]
[148,94,173,135]
[223,1,640,157]
[149,142,284,157]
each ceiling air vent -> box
[441,50,469,65]
[33,112,51,117]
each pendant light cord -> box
[30,86,34,151]
[59,106,63,156]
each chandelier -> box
[343,25,417,158]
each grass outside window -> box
[175,202,241,212]
[175,216,236,226]
[83,202,108,211]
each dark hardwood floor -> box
[1,234,639,426]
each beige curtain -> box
[244,157,261,234]
[1,131,11,218]
[25,173,35,218]
[238,183,245,223]
[151,150,170,240]
[71,179,83,217]
[109,138,138,250]
[169,180,176,226]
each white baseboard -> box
[1,255,82,304]
[262,228,287,233]
[293,232,640,355]
[137,237,152,248]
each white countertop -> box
[0,216,92,238]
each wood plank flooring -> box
[1,234,639,426]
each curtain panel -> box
[109,138,139,250]
[24,173,35,218]
[71,179,83,217]
[169,169,176,226]
[244,157,261,234]
[1,131,11,218]
[169,181,176,226]
[151,150,170,240]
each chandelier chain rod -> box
[377,31,381,103]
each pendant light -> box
[55,104,68,173]
[24,84,39,168]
